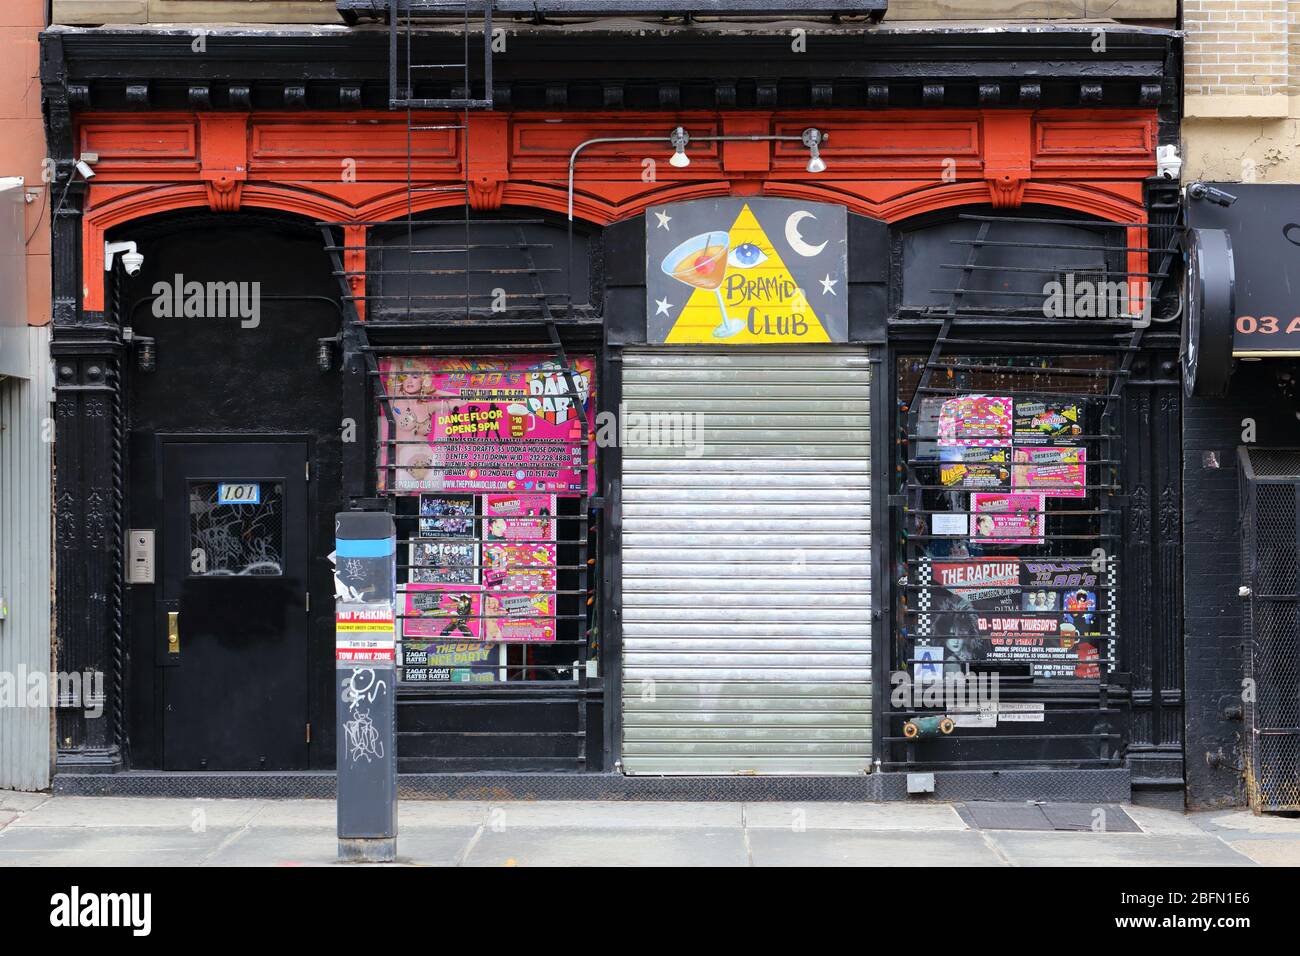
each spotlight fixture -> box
[51,154,99,221]
[802,128,828,174]
[669,126,691,169]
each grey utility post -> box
[334,511,398,862]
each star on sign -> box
[654,210,672,230]
[819,274,839,296]
[655,297,673,316]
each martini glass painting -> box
[661,230,746,339]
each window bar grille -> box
[317,3,598,772]
[889,213,1176,771]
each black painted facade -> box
[1182,367,1300,808]
[40,15,1219,801]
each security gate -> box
[619,348,873,774]
[1240,447,1300,811]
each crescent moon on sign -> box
[785,210,828,258]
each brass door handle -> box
[167,611,180,655]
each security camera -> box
[74,159,97,180]
[1155,144,1182,181]
[1187,182,1238,208]
[104,240,144,276]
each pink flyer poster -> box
[937,394,1012,447]
[970,492,1046,545]
[378,355,596,495]
[482,543,556,641]
[403,584,482,641]
[1012,446,1086,498]
[481,492,558,641]
[483,493,556,543]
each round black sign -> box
[1183,227,1235,398]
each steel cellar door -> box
[620,348,872,774]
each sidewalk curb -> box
[52,768,1132,803]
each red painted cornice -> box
[76,108,1156,311]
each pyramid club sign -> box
[646,198,849,344]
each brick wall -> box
[1185,0,1290,98]
[0,0,50,327]
[1182,0,1300,181]
[51,1,338,25]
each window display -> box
[374,355,597,685]
[897,355,1117,683]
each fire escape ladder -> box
[388,0,495,111]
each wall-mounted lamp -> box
[124,329,156,373]
[669,127,691,168]
[136,337,156,373]
[802,128,828,174]
[317,334,341,373]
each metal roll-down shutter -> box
[620,347,872,774]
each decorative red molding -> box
[204,178,244,212]
[81,183,355,309]
[467,112,508,211]
[343,224,367,322]
[75,108,1157,312]
[981,112,1032,208]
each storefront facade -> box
[41,12,1186,799]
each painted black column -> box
[52,327,124,771]
[45,46,127,770]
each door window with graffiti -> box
[188,481,285,576]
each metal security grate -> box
[888,210,1182,772]
[1240,447,1300,812]
[1246,450,1300,479]
[620,348,873,775]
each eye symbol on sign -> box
[1283,222,1300,247]
[727,242,769,269]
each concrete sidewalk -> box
[1,791,1297,866]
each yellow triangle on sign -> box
[664,203,832,344]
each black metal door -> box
[159,440,309,770]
